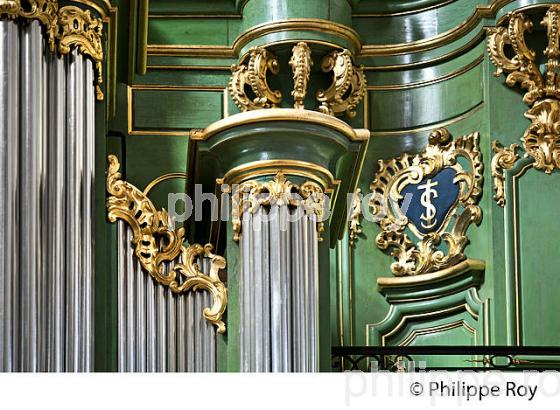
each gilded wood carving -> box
[488,6,560,178]
[231,171,326,243]
[106,155,228,333]
[369,128,483,276]
[0,0,104,100]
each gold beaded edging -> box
[0,0,105,100]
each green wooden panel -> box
[517,169,560,346]
[148,18,240,45]
[369,60,483,131]
[132,89,224,131]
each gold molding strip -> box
[367,55,483,91]
[377,258,485,288]
[369,102,484,137]
[190,108,370,142]
[352,0,459,17]
[359,0,514,56]
[106,155,228,333]
[232,18,362,54]
[127,84,227,136]
[362,30,486,72]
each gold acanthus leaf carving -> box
[106,155,228,333]
[491,141,520,207]
[487,6,560,175]
[229,46,282,111]
[57,6,104,100]
[349,188,363,247]
[369,128,483,277]
[316,49,366,118]
[0,0,58,51]
[231,171,326,243]
[289,42,313,109]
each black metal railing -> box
[332,346,560,372]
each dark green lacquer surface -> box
[95,0,560,371]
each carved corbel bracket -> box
[488,5,560,178]
[106,155,228,333]
[229,46,282,111]
[316,49,366,118]
[289,42,313,109]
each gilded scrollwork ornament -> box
[231,171,326,243]
[487,5,560,175]
[316,49,366,118]
[289,42,313,109]
[491,141,520,207]
[0,0,105,101]
[229,46,282,111]
[0,0,58,51]
[369,128,483,277]
[106,155,228,333]
[58,6,104,100]
[349,188,363,247]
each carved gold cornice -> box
[369,128,483,277]
[58,6,104,100]
[491,141,520,207]
[229,46,282,111]
[488,5,560,175]
[290,42,312,110]
[317,49,366,118]
[0,0,58,50]
[231,171,326,243]
[0,0,105,101]
[106,155,228,333]
[349,188,362,247]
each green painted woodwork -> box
[131,89,225,132]
[94,0,560,371]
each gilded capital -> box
[231,171,326,243]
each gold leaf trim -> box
[491,141,520,207]
[231,171,326,243]
[369,128,483,277]
[106,155,228,333]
